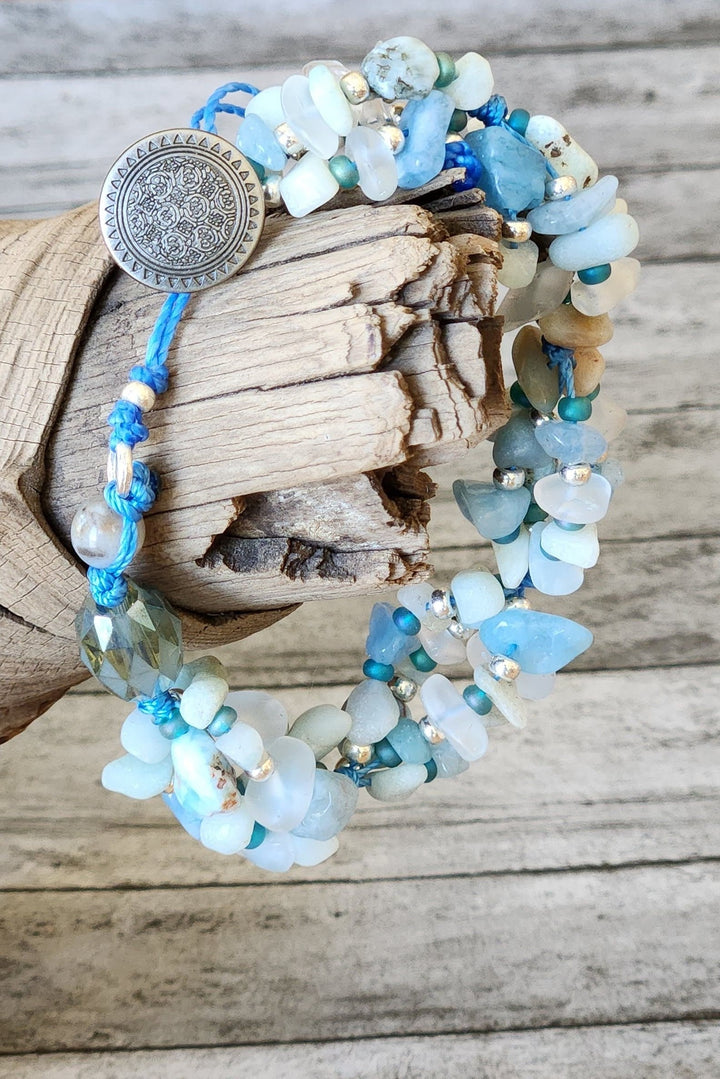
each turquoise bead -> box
[558,396,593,422]
[524,502,547,525]
[206,705,237,738]
[577,263,612,285]
[409,646,437,672]
[374,737,403,767]
[157,714,190,740]
[453,479,531,541]
[366,602,418,664]
[396,89,456,188]
[363,658,395,681]
[329,154,359,189]
[479,608,593,675]
[509,381,532,409]
[424,759,438,782]
[494,526,521,545]
[507,108,530,135]
[387,718,432,764]
[465,124,546,215]
[434,52,457,88]
[246,821,267,850]
[449,108,467,132]
[393,606,422,636]
[588,385,601,401]
[463,684,492,715]
[534,419,607,464]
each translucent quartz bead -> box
[430,738,470,778]
[214,720,264,773]
[368,761,428,802]
[418,625,466,665]
[200,804,256,855]
[471,667,527,728]
[303,59,349,78]
[588,394,627,444]
[179,674,229,730]
[445,52,494,110]
[308,63,355,136]
[453,479,531,541]
[361,36,440,100]
[242,830,295,873]
[366,601,417,664]
[492,412,554,470]
[480,608,593,675]
[573,347,605,396]
[420,674,489,761]
[102,753,173,799]
[528,175,618,235]
[396,582,450,632]
[292,834,340,867]
[171,728,240,816]
[524,115,598,190]
[289,704,352,760]
[497,239,539,288]
[534,471,612,524]
[243,735,316,832]
[280,75,339,158]
[571,257,641,316]
[292,769,359,840]
[162,791,202,840]
[224,690,288,745]
[538,306,613,349]
[236,113,286,173]
[279,153,340,217]
[512,326,560,413]
[492,525,530,589]
[76,580,183,701]
[465,125,546,215]
[395,89,455,189]
[534,420,608,465]
[71,498,143,569]
[176,655,227,690]
[515,670,556,701]
[120,708,171,764]
[498,261,573,331]
[450,570,505,628]
[245,86,285,130]
[345,125,398,200]
[466,632,491,668]
[541,520,599,568]
[528,522,584,596]
[387,718,432,764]
[345,679,400,744]
[352,96,396,128]
[549,213,639,272]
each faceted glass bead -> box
[534,420,608,465]
[76,580,183,701]
[453,479,531,540]
[465,125,547,215]
[479,608,593,675]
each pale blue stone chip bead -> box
[243,735,317,833]
[171,728,240,816]
[464,125,547,215]
[386,717,433,764]
[549,213,640,272]
[292,768,359,841]
[366,602,418,664]
[527,175,618,235]
[102,753,173,800]
[395,89,455,188]
[479,608,593,675]
[528,522,584,596]
[493,412,555,469]
[534,420,608,465]
[236,113,287,173]
[450,570,505,628]
[162,791,203,840]
[430,738,470,778]
[453,479,531,540]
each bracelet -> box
[73,36,640,873]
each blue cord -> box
[542,336,577,398]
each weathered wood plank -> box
[1,1021,718,1079]
[1,666,718,888]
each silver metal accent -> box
[377,123,405,154]
[390,675,417,702]
[418,716,445,745]
[99,128,265,293]
[447,620,473,641]
[429,588,453,620]
[529,409,553,428]
[262,174,283,210]
[246,751,275,782]
[560,462,592,486]
[489,654,521,681]
[107,443,133,497]
[505,596,531,610]
[493,466,527,491]
[340,70,371,104]
[502,219,532,243]
[274,121,306,159]
[339,739,373,765]
[545,175,578,200]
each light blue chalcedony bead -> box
[292,768,359,841]
[528,522,584,596]
[453,479,531,541]
[366,602,418,665]
[171,728,240,816]
[162,791,203,840]
[527,175,618,235]
[395,89,455,188]
[430,738,470,779]
[549,213,640,272]
[464,125,546,215]
[236,113,286,173]
[492,412,555,469]
[386,717,433,764]
[534,420,608,465]
[479,608,593,675]
[450,570,505,628]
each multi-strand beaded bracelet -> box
[72,37,640,872]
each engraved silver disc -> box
[99,128,265,292]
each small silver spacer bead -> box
[545,174,578,200]
[377,122,405,154]
[334,756,351,771]
[246,751,275,782]
[447,619,473,641]
[107,443,133,497]
[339,739,373,765]
[529,408,553,428]
[262,174,283,209]
[560,462,592,486]
[502,219,533,243]
[390,675,417,702]
[505,596,531,610]
[489,654,521,681]
[340,70,371,104]
[429,588,454,620]
[120,381,156,411]
[418,716,445,745]
[493,466,527,491]
[273,122,305,159]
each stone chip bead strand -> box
[76,39,639,871]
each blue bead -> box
[396,89,456,188]
[246,821,267,850]
[453,479,531,541]
[387,718,432,764]
[554,519,585,531]
[578,263,612,285]
[161,791,202,840]
[493,412,553,470]
[393,606,422,636]
[157,714,190,740]
[409,646,437,672]
[588,385,601,401]
[463,684,493,715]
[507,108,530,135]
[424,759,438,783]
[366,602,418,665]
[479,608,593,675]
[374,738,403,767]
[534,419,607,464]
[363,657,395,681]
[206,705,237,738]
[558,396,593,422]
[509,381,532,408]
[494,526,521,545]
[464,125,546,215]
[236,113,286,173]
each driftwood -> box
[0,177,507,739]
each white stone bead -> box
[243,735,316,832]
[241,830,295,873]
[515,671,556,701]
[541,520,599,568]
[361,36,440,100]
[71,499,144,569]
[102,754,172,799]
[120,381,156,411]
[472,667,527,729]
[120,708,171,764]
[418,626,466,665]
[445,52,494,110]
[345,679,399,744]
[549,214,640,272]
[279,153,340,218]
[396,582,449,632]
[281,74,339,158]
[224,690,288,745]
[289,704,352,760]
[528,522,584,596]
[466,632,492,669]
[524,115,598,190]
[533,472,612,525]
[497,239,539,289]
[420,673,488,761]
[345,125,398,201]
[199,804,255,854]
[368,761,427,802]
[492,525,530,590]
[308,64,355,136]
[571,257,641,316]
[214,720,265,772]
[179,675,229,730]
[291,834,340,866]
[451,570,505,628]
[245,86,285,130]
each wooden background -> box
[1,1,719,1075]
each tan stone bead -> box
[538,305,614,348]
[511,324,560,413]
[573,347,606,396]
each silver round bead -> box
[377,123,405,154]
[418,716,445,745]
[489,654,521,681]
[334,756,351,771]
[273,122,305,159]
[560,462,592,486]
[390,675,417,702]
[545,175,578,200]
[447,619,473,641]
[429,588,454,620]
[502,219,533,243]
[339,739,373,765]
[262,174,283,209]
[493,466,527,491]
[340,70,371,105]
[245,751,276,782]
[505,596,531,610]
[529,408,553,428]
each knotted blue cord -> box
[443,138,484,191]
[138,690,180,723]
[542,336,577,398]
[469,93,507,126]
[189,80,260,133]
